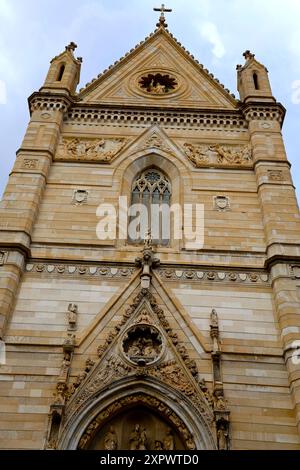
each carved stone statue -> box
[163,428,175,450]
[154,440,163,450]
[140,427,147,450]
[67,303,78,329]
[54,381,67,405]
[217,424,229,450]
[129,424,147,450]
[59,352,71,380]
[144,229,152,250]
[104,426,118,450]
[211,309,219,328]
[214,394,227,411]
[149,79,166,94]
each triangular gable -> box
[78,27,238,110]
[64,284,214,426]
[117,124,185,161]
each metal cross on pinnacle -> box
[154,4,172,28]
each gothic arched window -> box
[128,169,171,246]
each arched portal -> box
[58,378,217,450]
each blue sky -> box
[0,0,299,202]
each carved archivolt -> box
[183,142,252,167]
[77,394,196,450]
[55,137,128,162]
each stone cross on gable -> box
[154,4,172,28]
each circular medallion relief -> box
[122,324,163,366]
[138,72,178,95]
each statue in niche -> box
[163,428,175,450]
[67,303,78,329]
[129,424,147,450]
[104,426,118,450]
[217,423,229,450]
[59,352,71,380]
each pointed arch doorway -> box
[58,378,217,450]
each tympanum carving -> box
[122,324,163,366]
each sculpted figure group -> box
[103,425,176,450]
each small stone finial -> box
[243,50,255,61]
[66,41,77,52]
[154,4,172,28]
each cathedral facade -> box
[0,11,300,450]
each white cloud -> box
[200,22,225,59]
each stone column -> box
[245,103,300,433]
[0,94,71,337]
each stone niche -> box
[87,406,185,450]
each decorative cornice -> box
[65,106,248,131]
[25,262,136,279]
[158,267,270,285]
[242,102,286,125]
[28,92,72,114]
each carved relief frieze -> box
[25,263,135,279]
[158,268,269,285]
[183,142,252,168]
[55,137,128,163]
